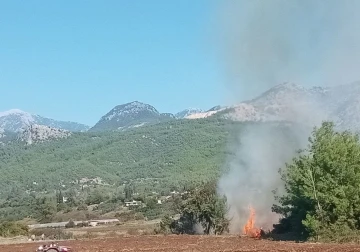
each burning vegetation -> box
[243,206,262,238]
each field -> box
[1,235,360,252]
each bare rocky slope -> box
[189,82,360,131]
[18,124,72,145]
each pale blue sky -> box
[0,0,229,125]
[2,1,360,126]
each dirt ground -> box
[1,235,360,252]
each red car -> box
[36,243,72,252]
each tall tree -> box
[35,197,57,223]
[56,190,63,204]
[273,121,360,240]
[171,181,229,235]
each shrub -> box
[77,204,88,211]
[127,227,139,236]
[0,221,29,237]
[159,181,229,235]
[134,212,145,221]
[65,220,75,228]
[115,211,136,222]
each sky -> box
[0,0,228,125]
[2,1,360,126]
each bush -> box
[0,221,29,237]
[96,202,118,214]
[85,212,100,220]
[127,227,140,236]
[65,220,75,228]
[175,181,229,235]
[154,215,174,234]
[134,212,145,221]
[77,204,88,211]
[56,203,70,212]
[115,211,136,222]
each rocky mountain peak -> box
[90,101,174,132]
[0,109,35,131]
[103,101,159,121]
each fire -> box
[243,206,262,238]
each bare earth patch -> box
[1,235,360,252]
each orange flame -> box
[243,206,262,238]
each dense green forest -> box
[0,118,231,193]
[0,118,304,195]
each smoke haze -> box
[218,123,309,232]
[216,0,360,233]
[217,0,360,100]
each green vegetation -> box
[0,118,233,194]
[0,221,28,237]
[273,121,360,242]
[0,117,308,238]
[2,118,360,242]
[0,118,302,195]
[156,181,229,235]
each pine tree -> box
[273,121,360,241]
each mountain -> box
[175,108,203,119]
[89,101,175,131]
[0,109,89,133]
[18,124,72,145]
[186,82,360,131]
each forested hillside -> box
[0,118,304,196]
[0,118,226,194]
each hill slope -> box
[0,118,304,195]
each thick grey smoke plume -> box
[218,123,309,232]
[217,0,360,99]
[216,0,360,233]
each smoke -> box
[217,0,360,99]
[216,0,360,233]
[218,123,310,232]
[193,222,205,235]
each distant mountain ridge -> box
[188,82,360,132]
[0,109,89,133]
[3,82,360,136]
